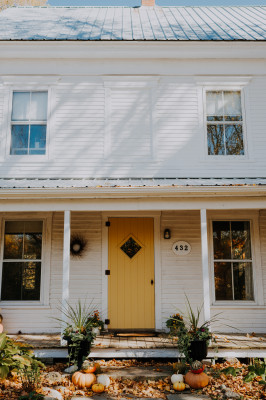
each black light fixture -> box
[164,229,171,239]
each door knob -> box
[151,280,154,285]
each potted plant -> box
[55,300,97,369]
[168,296,218,363]
[87,310,104,336]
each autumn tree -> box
[0,0,47,10]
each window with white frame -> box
[212,221,254,301]
[206,90,244,156]
[10,91,48,155]
[1,221,43,301]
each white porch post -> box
[61,210,71,342]
[200,209,211,323]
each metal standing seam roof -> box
[0,178,266,189]
[0,6,266,41]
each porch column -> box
[200,209,211,323]
[61,210,71,340]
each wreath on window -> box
[70,234,87,258]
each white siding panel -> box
[2,211,102,334]
[160,210,266,334]
[0,73,266,178]
[160,211,204,329]
[109,88,152,159]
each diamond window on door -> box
[120,237,142,259]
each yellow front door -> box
[108,217,155,330]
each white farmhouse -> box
[0,0,266,335]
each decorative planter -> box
[66,338,92,369]
[188,340,208,361]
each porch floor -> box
[8,332,266,359]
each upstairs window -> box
[11,91,48,155]
[206,91,244,156]
[212,221,254,301]
[1,221,43,301]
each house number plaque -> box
[172,241,191,255]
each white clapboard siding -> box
[108,88,152,159]
[161,210,266,333]
[160,211,204,329]
[0,68,265,178]
[2,211,102,334]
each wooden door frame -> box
[101,211,162,331]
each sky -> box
[48,0,266,6]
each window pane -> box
[207,124,225,155]
[29,125,46,155]
[214,262,233,300]
[1,262,22,300]
[233,262,254,300]
[30,92,48,121]
[1,262,41,301]
[225,124,244,155]
[24,227,42,261]
[22,262,41,301]
[4,234,23,259]
[10,125,29,155]
[4,222,24,259]
[231,221,251,260]
[213,221,231,260]
[206,91,223,120]
[224,91,242,121]
[12,92,30,121]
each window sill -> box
[0,304,50,310]
[199,158,255,163]
[211,304,265,309]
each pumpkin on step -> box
[81,360,96,373]
[190,360,205,374]
[171,374,184,384]
[97,374,111,388]
[173,381,186,391]
[185,371,209,389]
[72,371,96,388]
[92,383,105,393]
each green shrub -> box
[0,333,45,379]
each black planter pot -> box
[66,338,92,369]
[188,340,208,361]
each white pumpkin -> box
[97,374,110,388]
[171,374,184,384]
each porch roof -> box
[1,6,266,42]
[0,177,266,190]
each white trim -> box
[201,86,249,160]
[104,87,111,159]
[62,211,70,332]
[103,76,159,87]
[101,211,162,331]
[0,213,52,307]
[208,210,264,307]
[154,214,162,330]
[1,42,266,60]
[1,76,60,85]
[2,82,58,163]
[200,209,211,322]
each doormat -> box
[114,332,158,337]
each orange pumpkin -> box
[92,383,105,393]
[173,382,186,391]
[184,371,209,389]
[72,371,96,388]
[82,360,96,373]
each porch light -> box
[164,229,171,240]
